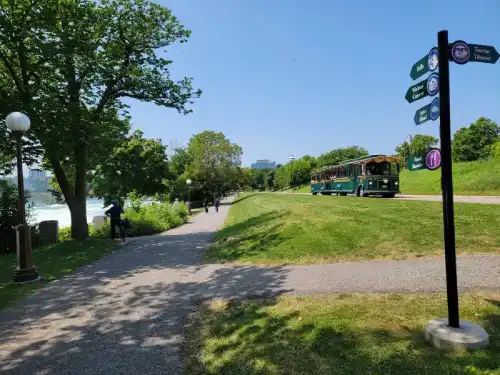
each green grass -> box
[185,293,500,375]
[0,238,113,310]
[207,193,500,264]
[400,159,500,196]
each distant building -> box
[289,155,296,162]
[8,168,50,192]
[250,159,276,170]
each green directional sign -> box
[407,149,441,171]
[469,44,499,64]
[405,73,440,103]
[410,48,439,80]
[414,97,440,125]
[407,152,427,171]
[450,41,499,65]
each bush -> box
[55,202,188,241]
[124,201,188,236]
[0,180,34,254]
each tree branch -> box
[0,49,23,91]
[49,156,75,205]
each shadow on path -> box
[0,205,292,375]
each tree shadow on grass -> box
[221,193,258,206]
[184,297,500,375]
[207,211,289,263]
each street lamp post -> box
[186,179,192,215]
[403,134,413,169]
[6,112,39,283]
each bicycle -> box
[114,222,126,242]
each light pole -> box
[403,134,413,169]
[6,112,39,283]
[186,179,192,215]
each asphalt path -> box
[1,199,499,374]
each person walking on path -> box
[215,197,220,212]
[105,200,124,239]
[203,197,209,213]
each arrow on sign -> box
[410,48,438,80]
[405,74,440,103]
[414,97,440,125]
[469,44,499,64]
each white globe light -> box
[5,112,30,132]
[186,179,192,185]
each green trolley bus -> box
[310,154,400,198]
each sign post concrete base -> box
[425,318,489,351]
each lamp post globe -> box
[6,112,30,132]
[186,179,192,214]
[6,112,39,283]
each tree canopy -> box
[91,130,169,205]
[452,117,499,162]
[316,146,369,167]
[395,134,439,162]
[185,131,242,198]
[0,0,201,239]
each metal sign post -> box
[437,29,460,329]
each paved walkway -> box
[1,201,499,374]
[283,191,500,204]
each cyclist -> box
[105,200,124,240]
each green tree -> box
[185,131,242,199]
[91,130,169,204]
[317,146,369,167]
[169,147,193,179]
[491,141,500,159]
[395,135,439,166]
[0,0,201,239]
[0,180,34,253]
[452,117,499,162]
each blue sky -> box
[126,0,499,166]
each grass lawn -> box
[0,238,113,310]
[400,159,500,196]
[184,293,500,375]
[207,193,500,265]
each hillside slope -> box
[400,159,500,196]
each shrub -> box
[0,180,34,254]
[124,201,188,237]
[55,201,187,241]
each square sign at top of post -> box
[410,48,439,80]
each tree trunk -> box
[68,194,89,240]
[50,156,89,240]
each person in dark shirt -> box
[105,200,124,239]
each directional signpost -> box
[407,148,441,171]
[450,41,499,65]
[410,48,439,80]
[410,31,495,351]
[414,97,440,125]
[405,73,440,103]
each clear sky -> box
[108,1,500,167]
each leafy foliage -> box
[452,117,499,162]
[91,129,169,205]
[273,157,315,189]
[0,180,34,253]
[316,146,368,167]
[123,201,188,236]
[395,134,439,162]
[185,131,242,198]
[0,0,201,239]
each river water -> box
[32,198,109,228]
